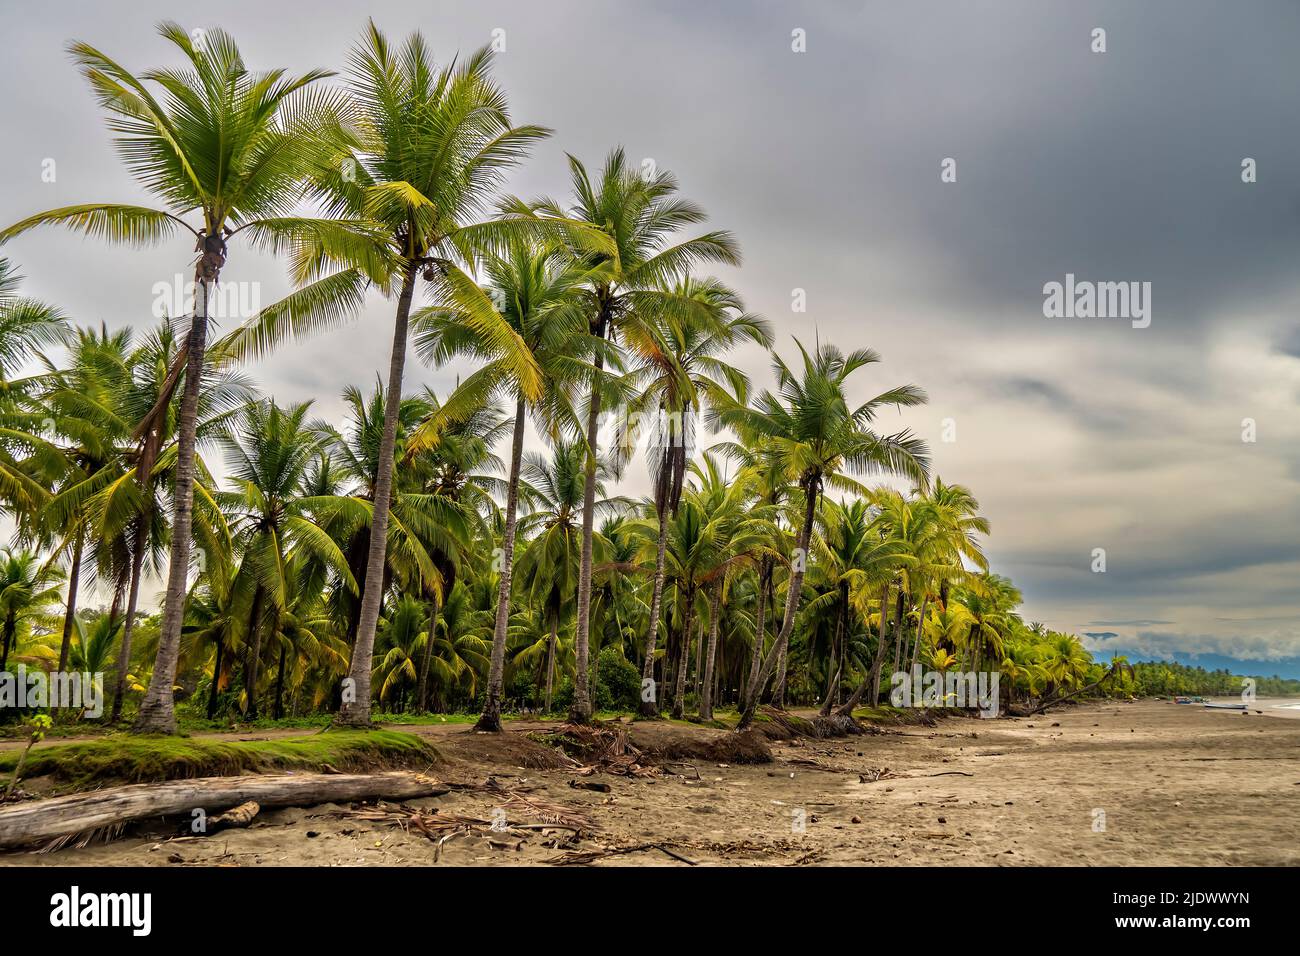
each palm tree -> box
[623,277,771,716]
[532,148,741,722]
[1,23,346,733]
[413,237,595,730]
[217,400,356,718]
[720,339,930,730]
[0,549,63,671]
[514,440,620,711]
[224,23,570,726]
[805,498,908,715]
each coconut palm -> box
[720,340,930,730]
[0,23,357,733]
[216,400,356,718]
[622,277,771,716]
[220,23,572,726]
[413,236,595,730]
[0,549,63,671]
[531,147,741,722]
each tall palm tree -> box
[225,23,569,726]
[1,23,348,733]
[413,237,595,730]
[533,148,741,722]
[720,339,930,730]
[623,277,771,716]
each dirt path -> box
[4,700,1298,866]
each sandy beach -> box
[4,698,1297,867]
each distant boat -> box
[1174,696,1207,704]
[1204,701,1247,711]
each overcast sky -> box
[3,1,1298,676]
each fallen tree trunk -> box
[0,771,446,851]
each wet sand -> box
[4,699,1298,866]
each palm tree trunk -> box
[909,594,930,673]
[820,583,849,717]
[134,267,214,734]
[477,399,527,731]
[544,613,558,713]
[700,587,722,720]
[639,507,670,717]
[243,586,265,720]
[273,643,287,720]
[838,582,892,716]
[738,480,819,730]
[339,262,417,727]
[671,591,694,720]
[417,598,439,714]
[741,561,771,714]
[207,635,225,720]
[0,615,14,672]
[772,643,788,707]
[110,520,147,722]
[56,530,84,675]
[570,318,607,725]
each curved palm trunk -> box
[135,263,217,735]
[738,481,819,730]
[56,531,85,676]
[700,587,722,720]
[339,263,417,727]
[477,399,527,731]
[570,329,606,725]
[638,508,670,717]
[110,520,147,722]
[243,585,266,720]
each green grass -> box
[0,729,439,791]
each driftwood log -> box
[0,771,446,851]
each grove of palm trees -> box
[1,11,1296,889]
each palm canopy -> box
[222,22,600,391]
[409,236,599,452]
[721,338,931,499]
[0,22,363,286]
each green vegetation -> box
[0,730,437,789]
[1124,661,1300,698]
[1,18,1272,747]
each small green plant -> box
[3,712,52,799]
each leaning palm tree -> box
[413,236,595,730]
[225,23,573,725]
[719,339,931,730]
[532,148,741,721]
[1,23,353,733]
